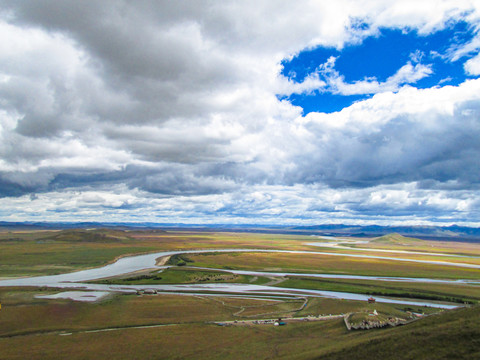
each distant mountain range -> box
[1,221,480,242]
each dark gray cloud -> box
[287,91,480,190]
[0,1,480,224]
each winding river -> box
[1,248,477,309]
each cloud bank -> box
[0,0,480,225]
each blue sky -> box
[1,1,480,226]
[280,21,479,113]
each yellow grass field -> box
[186,251,480,279]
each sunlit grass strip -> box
[186,252,480,279]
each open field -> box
[321,305,480,360]
[296,297,439,317]
[304,246,480,266]
[94,267,480,304]
[0,288,302,336]
[128,231,318,251]
[359,233,480,256]
[95,267,271,286]
[0,287,479,359]
[185,251,480,279]
[1,286,414,337]
[277,277,480,304]
[2,229,479,278]
[0,320,353,360]
[0,230,317,277]
[0,230,161,277]
[1,228,480,359]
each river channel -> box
[0,248,475,309]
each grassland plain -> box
[2,286,469,360]
[0,321,351,360]
[305,248,480,266]
[94,267,270,286]
[0,230,161,277]
[1,288,479,359]
[0,229,319,277]
[319,305,480,360]
[276,277,480,304]
[0,287,437,336]
[95,267,480,304]
[2,229,479,278]
[0,288,297,336]
[185,252,480,279]
[363,233,480,256]
[2,229,480,359]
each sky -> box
[1,0,480,226]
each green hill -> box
[40,229,131,243]
[371,233,419,244]
[320,305,480,360]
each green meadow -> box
[1,229,480,359]
[276,277,480,304]
[0,287,479,360]
[95,267,270,286]
[0,230,313,277]
[186,251,480,279]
